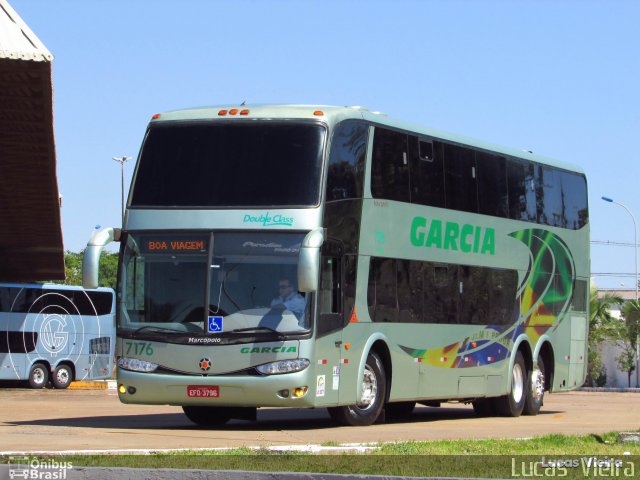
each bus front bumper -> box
[116,367,317,407]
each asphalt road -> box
[1,387,638,454]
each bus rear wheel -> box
[52,364,73,389]
[472,398,496,417]
[28,363,49,389]
[523,356,545,415]
[328,351,386,426]
[182,406,231,426]
[495,351,527,417]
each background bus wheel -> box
[182,406,231,426]
[523,356,545,416]
[328,351,386,426]
[28,363,49,389]
[52,364,73,389]
[495,351,527,417]
[472,398,496,417]
[385,401,416,419]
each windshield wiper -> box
[133,325,184,335]
[229,326,287,340]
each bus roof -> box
[150,104,584,174]
[0,282,113,293]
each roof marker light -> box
[229,109,239,115]
[151,114,161,120]
[240,109,250,115]
[218,109,228,116]
[313,110,324,116]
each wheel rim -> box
[355,364,378,411]
[33,367,45,385]
[512,363,524,403]
[530,366,545,403]
[56,368,69,385]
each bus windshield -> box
[119,232,311,338]
[130,122,326,208]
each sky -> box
[9,0,640,290]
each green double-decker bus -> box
[83,105,589,426]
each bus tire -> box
[385,401,416,419]
[52,364,73,389]
[28,363,49,389]
[182,406,231,426]
[495,351,527,417]
[472,398,496,417]
[328,351,386,426]
[523,356,546,416]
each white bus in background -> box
[0,283,115,389]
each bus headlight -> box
[117,356,158,373]
[256,358,310,375]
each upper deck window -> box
[371,126,588,230]
[130,122,325,208]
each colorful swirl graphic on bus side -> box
[400,228,575,368]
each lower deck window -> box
[367,257,518,325]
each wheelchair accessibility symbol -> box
[207,316,223,333]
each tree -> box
[63,251,83,285]
[616,346,636,388]
[587,286,623,386]
[96,250,119,290]
[51,250,119,290]
[619,299,640,387]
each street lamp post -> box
[602,196,639,387]
[112,156,131,224]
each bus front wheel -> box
[495,351,529,417]
[28,363,49,389]
[328,351,386,426]
[182,406,231,426]
[385,401,416,419]
[52,364,73,389]
[495,351,527,417]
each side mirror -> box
[82,227,121,289]
[297,228,324,292]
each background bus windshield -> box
[130,122,325,207]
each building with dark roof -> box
[0,0,64,281]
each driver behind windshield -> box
[270,278,305,321]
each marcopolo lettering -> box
[410,216,496,255]
[241,346,297,354]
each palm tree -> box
[587,287,623,386]
[620,300,640,387]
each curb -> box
[68,380,116,390]
[577,387,640,393]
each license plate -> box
[187,385,219,398]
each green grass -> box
[2,432,638,479]
[376,432,639,455]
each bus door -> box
[313,241,344,405]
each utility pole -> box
[112,156,131,224]
[602,196,639,387]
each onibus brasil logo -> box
[8,456,73,479]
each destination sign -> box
[140,236,208,254]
